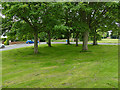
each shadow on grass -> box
[80,50,92,53]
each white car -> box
[0,44,5,49]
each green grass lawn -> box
[97,39,118,43]
[52,39,118,43]
[2,44,118,88]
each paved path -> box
[0,42,118,51]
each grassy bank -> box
[2,44,118,88]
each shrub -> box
[4,40,9,45]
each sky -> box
[0,4,5,18]
[0,13,5,18]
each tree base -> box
[80,50,92,53]
[66,43,71,45]
[93,43,98,45]
[34,51,39,54]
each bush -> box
[97,34,102,41]
[2,38,6,42]
[89,34,102,41]
[4,40,9,45]
[40,38,45,42]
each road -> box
[0,42,118,51]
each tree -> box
[71,2,89,47]
[89,2,119,45]
[62,2,74,45]
[79,2,92,51]
[2,2,49,53]
[41,3,62,47]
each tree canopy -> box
[1,2,119,54]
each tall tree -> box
[41,3,62,47]
[79,2,92,51]
[89,2,119,45]
[63,2,73,45]
[2,2,51,53]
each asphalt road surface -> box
[0,42,118,51]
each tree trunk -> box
[93,35,97,45]
[67,30,70,45]
[48,31,51,47]
[34,30,38,54]
[82,30,89,51]
[76,33,79,46]
[93,30,97,45]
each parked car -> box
[26,40,39,44]
[0,44,5,49]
